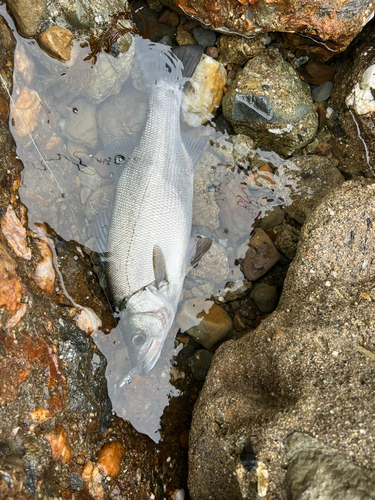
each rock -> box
[177,299,233,350]
[78,164,102,191]
[97,88,148,146]
[11,86,41,138]
[159,9,179,27]
[239,228,280,281]
[182,54,226,126]
[251,283,278,313]
[160,0,373,54]
[45,425,73,463]
[5,0,47,37]
[97,442,126,477]
[188,179,375,500]
[190,349,214,381]
[217,34,266,65]
[0,242,27,316]
[34,238,56,295]
[133,3,176,42]
[329,27,375,178]
[285,433,375,500]
[38,26,74,62]
[299,61,335,86]
[273,224,300,259]
[187,241,229,292]
[84,185,114,221]
[1,205,31,260]
[59,97,98,148]
[222,48,318,156]
[311,81,334,102]
[258,205,285,231]
[176,25,196,46]
[192,191,220,230]
[192,26,216,49]
[283,155,344,224]
[206,46,218,59]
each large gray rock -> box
[188,179,375,500]
[222,48,318,156]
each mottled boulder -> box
[188,179,375,500]
[160,0,373,55]
[329,26,375,178]
[222,48,318,156]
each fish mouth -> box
[119,338,162,387]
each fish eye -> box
[72,107,79,114]
[132,332,145,346]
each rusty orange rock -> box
[28,406,52,424]
[1,205,31,260]
[97,442,125,478]
[0,242,25,314]
[45,425,73,463]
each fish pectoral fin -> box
[185,237,212,275]
[182,132,209,172]
[153,244,169,288]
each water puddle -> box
[3,10,301,442]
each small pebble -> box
[206,46,219,58]
[311,81,334,102]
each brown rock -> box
[299,61,335,85]
[205,46,218,59]
[97,442,126,477]
[239,228,280,281]
[161,0,373,55]
[0,242,25,314]
[28,406,52,424]
[273,224,300,259]
[45,425,73,463]
[177,299,233,350]
[82,460,104,499]
[158,9,179,27]
[38,26,74,62]
[217,34,266,65]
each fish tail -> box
[135,36,202,90]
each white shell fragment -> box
[1,205,31,260]
[345,64,375,115]
[34,239,56,295]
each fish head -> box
[118,284,175,385]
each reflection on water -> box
[7,26,300,441]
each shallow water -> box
[4,11,301,441]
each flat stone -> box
[312,81,334,102]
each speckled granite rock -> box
[188,179,375,500]
[222,48,318,156]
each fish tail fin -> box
[135,36,202,89]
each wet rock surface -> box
[188,179,375,499]
[329,25,375,178]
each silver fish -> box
[99,37,211,384]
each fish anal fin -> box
[185,237,212,275]
[171,44,203,80]
[153,244,168,288]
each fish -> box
[95,36,212,385]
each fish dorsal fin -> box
[153,244,168,288]
[171,44,203,79]
[185,237,212,275]
[182,132,209,172]
[106,137,138,182]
